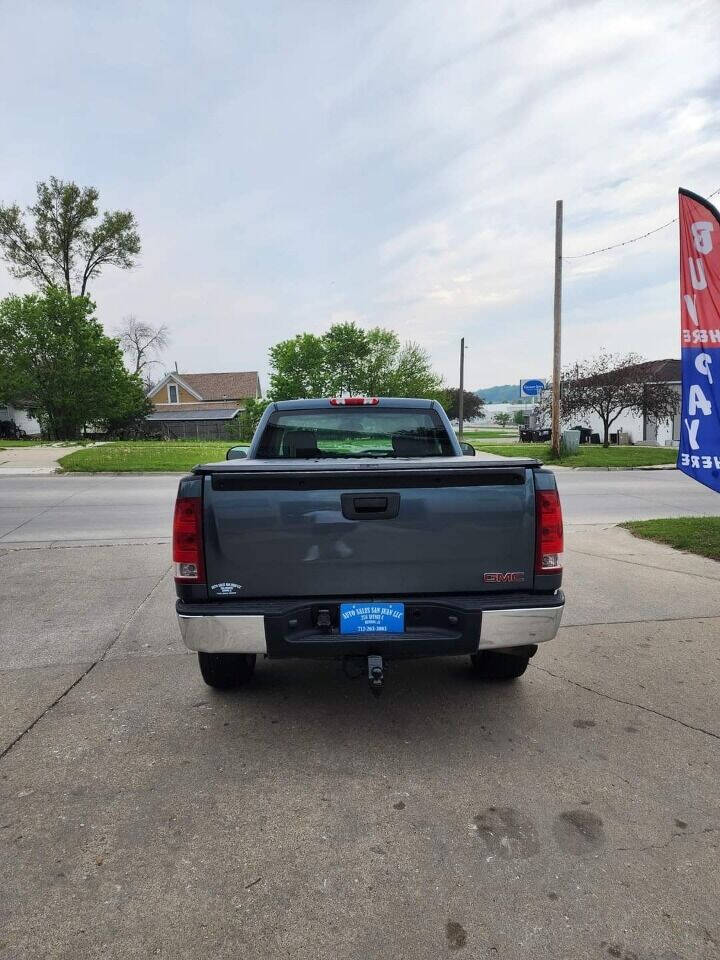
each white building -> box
[567,358,681,447]
[0,403,41,436]
[469,402,531,425]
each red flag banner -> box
[678,188,720,492]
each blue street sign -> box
[520,379,546,397]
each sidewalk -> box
[0,444,86,475]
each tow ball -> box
[367,655,384,697]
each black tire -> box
[198,652,256,689]
[470,649,530,681]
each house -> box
[576,358,681,446]
[0,403,41,437]
[145,370,262,439]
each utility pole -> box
[551,200,563,458]
[458,337,465,439]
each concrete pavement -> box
[0,444,87,476]
[1,472,719,958]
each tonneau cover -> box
[193,456,542,474]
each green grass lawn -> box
[621,517,720,561]
[58,438,680,472]
[59,441,234,472]
[459,430,517,440]
[473,442,677,467]
[0,439,48,448]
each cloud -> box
[1,0,719,389]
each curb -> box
[56,470,188,477]
[0,467,60,476]
[549,464,677,472]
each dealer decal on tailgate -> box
[210,582,244,596]
[340,602,405,634]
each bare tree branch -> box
[539,352,678,447]
[115,316,170,382]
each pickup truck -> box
[173,397,564,695]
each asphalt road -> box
[1,472,720,959]
[2,469,720,544]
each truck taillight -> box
[329,397,379,405]
[535,489,563,574]
[173,496,205,582]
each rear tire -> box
[470,649,530,681]
[198,652,256,689]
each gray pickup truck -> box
[173,397,564,695]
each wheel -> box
[470,649,530,681]
[198,652,256,689]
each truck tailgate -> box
[200,459,537,598]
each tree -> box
[443,389,485,420]
[543,352,678,447]
[0,177,141,296]
[116,315,170,383]
[513,410,525,426]
[494,412,512,427]
[0,289,150,439]
[238,397,269,440]
[268,322,443,401]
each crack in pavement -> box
[0,484,92,541]
[532,664,720,741]
[612,828,718,855]
[0,538,170,552]
[566,547,720,584]
[0,562,172,763]
[559,614,720,629]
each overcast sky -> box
[2,0,720,391]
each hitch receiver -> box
[368,655,384,696]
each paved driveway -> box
[1,472,719,959]
[0,444,87,476]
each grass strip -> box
[621,517,720,561]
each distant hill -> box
[475,384,533,404]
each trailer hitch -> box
[367,655,384,697]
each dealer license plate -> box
[339,602,405,634]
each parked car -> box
[173,397,564,695]
[0,420,27,440]
[519,426,552,443]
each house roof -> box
[146,408,241,422]
[153,401,240,412]
[576,358,681,386]
[178,371,260,400]
[625,358,681,383]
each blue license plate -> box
[339,602,405,634]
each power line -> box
[562,185,720,259]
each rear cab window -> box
[256,406,454,458]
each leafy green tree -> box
[0,177,140,296]
[0,289,150,439]
[513,410,525,426]
[494,412,512,427]
[268,322,443,400]
[238,397,269,440]
[268,332,328,399]
[443,389,485,420]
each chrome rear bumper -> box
[177,603,564,655]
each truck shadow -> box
[201,654,541,755]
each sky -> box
[2,0,720,392]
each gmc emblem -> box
[483,571,526,583]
